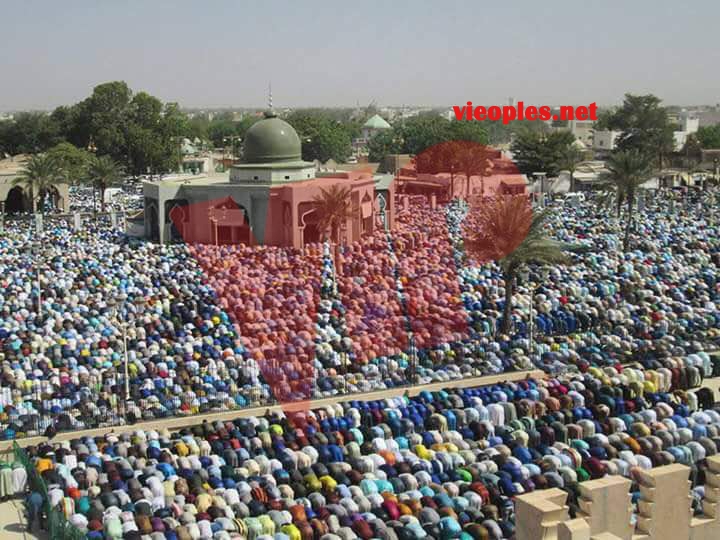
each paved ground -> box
[0,498,45,540]
[0,373,717,540]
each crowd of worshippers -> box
[23,369,720,540]
[0,190,718,438]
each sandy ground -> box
[0,375,717,539]
[0,498,46,540]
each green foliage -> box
[85,155,125,211]
[553,145,585,190]
[205,114,260,149]
[1,81,197,176]
[682,134,703,169]
[485,119,549,145]
[368,114,488,163]
[46,142,92,184]
[510,130,576,176]
[368,129,403,162]
[696,124,720,149]
[396,115,452,155]
[80,81,133,162]
[447,120,488,145]
[0,112,62,155]
[502,210,570,274]
[600,149,655,251]
[286,111,352,163]
[602,94,675,167]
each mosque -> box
[143,110,396,245]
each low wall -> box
[515,455,720,540]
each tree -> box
[14,154,63,213]
[602,94,675,168]
[456,142,494,198]
[368,129,403,163]
[415,141,461,198]
[86,155,124,212]
[368,114,488,164]
[395,114,452,155]
[82,81,133,163]
[0,112,62,155]
[207,115,237,148]
[129,92,163,130]
[126,124,172,175]
[46,142,92,184]
[682,134,703,171]
[311,184,357,243]
[286,111,352,163]
[465,196,570,334]
[553,145,585,192]
[601,149,654,252]
[696,125,720,149]
[510,129,576,177]
[448,120,488,145]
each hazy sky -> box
[1,0,718,111]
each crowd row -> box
[23,366,719,539]
[0,191,718,437]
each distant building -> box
[395,151,527,200]
[698,108,720,127]
[593,130,621,153]
[0,155,70,214]
[568,119,594,146]
[353,115,392,156]
[361,114,391,139]
[672,110,700,150]
[381,154,413,175]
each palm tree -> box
[311,184,357,243]
[554,145,584,192]
[465,195,570,334]
[600,149,654,252]
[86,155,124,212]
[14,154,63,214]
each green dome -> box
[363,114,391,130]
[242,110,302,163]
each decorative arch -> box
[5,186,26,214]
[298,204,321,247]
[375,192,388,230]
[146,202,159,242]
[166,199,190,242]
[209,197,251,245]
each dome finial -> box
[265,82,276,118]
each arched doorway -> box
[166,199,189,242]
[146,202,159,242]
[360,192,373,235]
[300,208,321,246]
[5,186,26,214]
[375,193,388,231]
[210,197,251,245]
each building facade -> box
[143,110,395,245]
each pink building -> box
[144,110,395,246]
